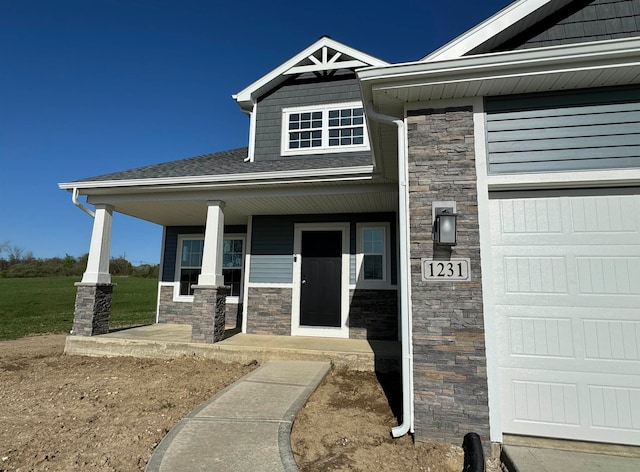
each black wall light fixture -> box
[433,207,457,246]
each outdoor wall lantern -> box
[433,207,457,246]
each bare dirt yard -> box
[1,335,500,472]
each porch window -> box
[176,235,245,298]
[356,223,390,285]
[222,238,244,297]
[362,228,384,280]
[179,238,204,296]
[281,102,369,156]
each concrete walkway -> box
[503,445,640,472]
[145,360,330,472]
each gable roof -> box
[423,0,576,61]
[233,36,388,111]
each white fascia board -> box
[58,165,375,190]
[233,36,388,110]
[359,37,640,89]
[423,0,571,61]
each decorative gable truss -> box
[233,36,388,162]
[284,44,373,76]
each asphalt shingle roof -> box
[75,147,373,182]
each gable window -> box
[176,235,245,298]
[282,102,369,155]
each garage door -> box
[490,192,640,445]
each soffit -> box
[85,182,398,226]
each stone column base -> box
[191,285,229,343]
[72,283,114,336]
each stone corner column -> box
[191,285,229,343]
[71,282,114,336]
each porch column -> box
[191,200,227,343]
[72,204,114,336]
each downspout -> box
[365,103,414,438]
[72,187,95,218]
[242,99,257,162]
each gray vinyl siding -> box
[253,73,371,162]
[515,0,640,50]
[248,214,397,285]
[485,86,640,174]
[161,225,247,282]
[250,217,295,283]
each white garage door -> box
[490,192,640,445]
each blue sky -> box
[1,0,511,265]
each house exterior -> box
[60,0,640,455]
[59,36,399,345]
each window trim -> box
[355,223,391,288]
[173,233,246,302]
[222,234,246,304]
[281,101,370,156]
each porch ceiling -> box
[85,182,399,226]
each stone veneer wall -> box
[348,289,398,340]
[246,287,292,335]
[407,106,490,447]
[157,285,192,324]
[72,283,113,336]
[191,285,228,343]
[225,302,242,330]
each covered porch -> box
[64,324,401,372]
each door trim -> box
[292,222,350,338]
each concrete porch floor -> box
[64,324,401,372]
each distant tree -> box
[110,256,133,276]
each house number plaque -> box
[421,258,471,281]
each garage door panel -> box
[496,305,640,376]
[500,368,640,444]
[490,195,640,246]
[490,194,640,445]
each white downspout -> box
[243,100,257,162]
[365,103,414,438]
[72,187,95,218]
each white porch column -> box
[81,204,113,284]
[197,200,225,287]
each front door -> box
[300,230,342,327]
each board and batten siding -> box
[253,73,371,162]
[485,86,640,174]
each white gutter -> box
[365,103,414,438]
[72,187,95,218]
[359,36,640,84]
[59,165,375,190]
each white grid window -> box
[175,235,245,298]
[362,227,385,281]
[282,102,369,155]
[356,223,391,288]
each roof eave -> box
[422,0,575,61]
[359,37,640,95]
[58,165,377,192]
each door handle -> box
[301,279,307,284]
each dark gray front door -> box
[300,231,342,327]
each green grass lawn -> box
[0,277,158,340]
